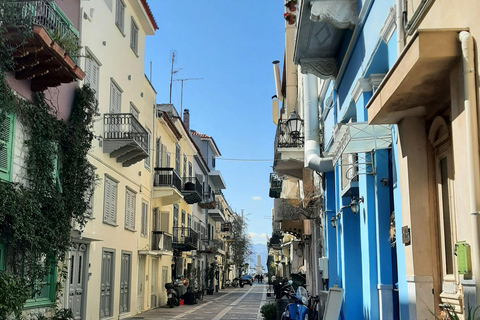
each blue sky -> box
[144,2,285,245]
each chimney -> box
[183,109,190,131]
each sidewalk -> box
[127,284,275,320]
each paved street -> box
[128,283,273,320]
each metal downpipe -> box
[303,73,333,172]
[460,31,480,307]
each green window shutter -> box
[0,242,5,271]
[0,113,14,182]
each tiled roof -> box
[140,0,158,30]
[190,130,212,139]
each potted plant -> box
[284,12,296,25]
[285,0,297,12]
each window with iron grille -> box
[115,0,125,33]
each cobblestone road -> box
[128,283,273,320]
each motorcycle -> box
[165,283,179,308]
[231,277,239,287]
[281,281,309,320]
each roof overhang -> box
[327,122,392,163]
[367,29,463,124]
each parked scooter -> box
[280,281,309,320]
[165,283,179,308]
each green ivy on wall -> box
[0,74,97,318]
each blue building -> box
[289,1,408,319]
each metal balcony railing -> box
[182,177,203,195]
[275,119,305,148]
[172,227,198,250]
[153,168,182,191]
[0,0,80,59]
[151,231,172,251]
[104,113,149,151]
[270,172,283,188]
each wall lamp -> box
[330,196,364,229]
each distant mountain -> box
[248,242,268,274]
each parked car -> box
[240,274,253,287]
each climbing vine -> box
[0,77,97,318]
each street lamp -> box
[330,215,337,228]
[350,196,364,214]
[287,110,302,140]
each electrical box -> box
[456,241,472,275]
[319,257,329,279]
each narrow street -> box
[128,283,271,320]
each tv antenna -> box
[173,77,203,114]
[169,51,183,104]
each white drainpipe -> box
[303,73,334,172]
[460,31,480,307]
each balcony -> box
[0,0,84,91]
[153,168,183,205]
[151,231,173,252]
[273,198,306,237]
[181,177,203,204]
[172,227,198,251]
[208,200,226,222]
[199,184,215,209]
[103,114,149,167]
[209,239,225,256]
[269,172,283,199]
[273,119,305,180]
[294,0,358,79]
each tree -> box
[229,215,251,277]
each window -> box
[100,249,115,318]
[25,257,57,308]
[125,188,135,231]
[155,138,162,168]
[129,102,139,119]
[84,50,100,99]
[119,252,131,313]
[175,143,180,173]
[103,176,118,225]
[173,205,179,228]
[187,214,191,229]
[141,201,148,237]
[183,154,187,178]
[130,18,139,55]
[165,146,171,167]
[144,129,151,170]
[115,0,125,33]
[110,80,122,113]
[212,157,215,169]
[188,162,192,178]
[0,113,14,182]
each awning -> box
[367,29,463,124]
[327,122,392,163]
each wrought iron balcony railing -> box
[172,227,198,251]
[275,119,305,148]
[0,0,80,59]
[104,113,149,151]
[154,168,182,191]
[181,177,203,204]
[151,231,172,251]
